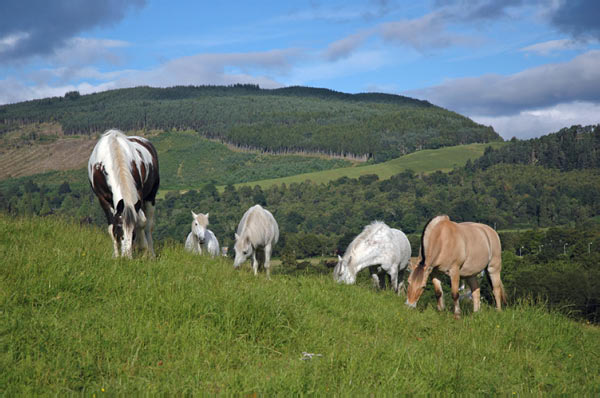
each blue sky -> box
[1,0,600,139]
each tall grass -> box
[1,215,598,394]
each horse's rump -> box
[237,205,279,247]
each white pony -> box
[333,221,411,294]
[185,211,220,257]
[233,204,279,277]
[88,129,159,258]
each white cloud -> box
[0,76,115,104]
[0,49,300,104]
[114,50,296,89]
[287,49,389,86]
[520,38,585,55]
[323,30,372,61]
[379,12,473,50]
[0,32,30,54]
[407,50,600,116]
[472,102,600,139]
[51,37,130,66]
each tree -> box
[58,181,71,195]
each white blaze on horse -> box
[88,129,159,258]
[333,221,411,294]
[406,215,507,319]
[185,211,220,257]
[233,204,279,278]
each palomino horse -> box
[406,215,506,318]
[185,211,220,257]
[333,221,411,294]
[233,204,279,278]
[88,129,159,258]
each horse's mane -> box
[193,212,209,227]
[347,221,386,258]
[103,130,137,206]
[418,215,449,267]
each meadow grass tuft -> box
[1,214,598,394]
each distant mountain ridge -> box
[0,84,502,162]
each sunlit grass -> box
[1,214,598,394]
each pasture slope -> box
[2,215,599,394]
[232,142,507,190]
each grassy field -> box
[232,142,507,190]
[1,214,598,394]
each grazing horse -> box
[233,204,279,278]
[88,129,159,258]
[406,215,506,318]
[333,221,411,294]
[185,211,220,257]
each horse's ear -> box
[191,210,197,218]
[205,213,209,219]
[234,233,239,240]
[337,255,342,261]
[116,199,124,214]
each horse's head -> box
[405,256,433,308]
[333,255,355,284]
[233,233,252,268]
[110,199,137,258]
[191,211,209,244]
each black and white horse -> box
[88,129,160,258]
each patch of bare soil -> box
[0,134,97,180]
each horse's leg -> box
[144,202,156,258]
[252,251,259,276]
[389,266,399,294]
[369,266,381,289]
[450,268,461,319]
[264,243,272,280]
[466,275,481,312]
[108,225,119,258]
[397,269,405,295]
[487,260,505,311]
[432,277,444,311]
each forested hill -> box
[472,124,600,171]
[0,85,501,162]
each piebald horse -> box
[406,215,506,318]
[88,129,159,258]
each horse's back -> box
[238,205,278,246]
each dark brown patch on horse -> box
[128,137,160,205]
[91,162,114,224]
[419,216,438,267]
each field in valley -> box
[232,141,507,190]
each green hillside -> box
[2,215,599,394]
[233,141,507,190]
[0,85,501,162]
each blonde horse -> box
[406,215,506,319]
